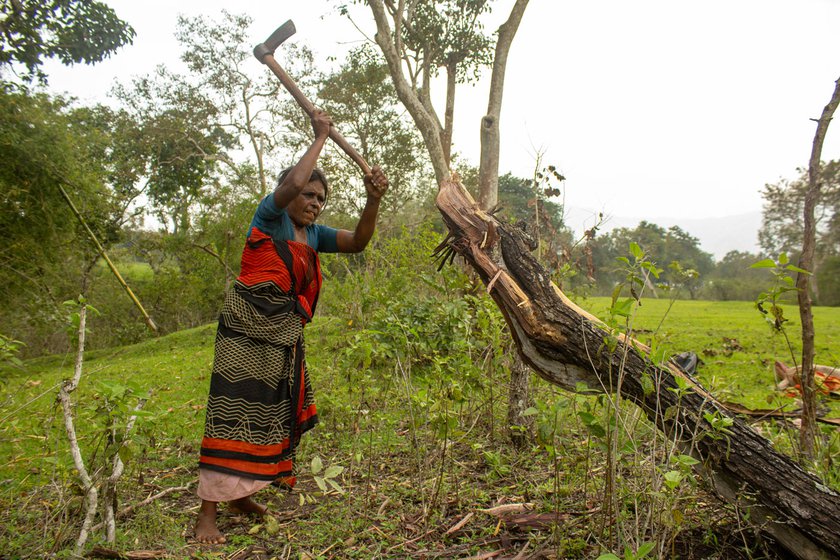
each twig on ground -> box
[478,503,534,516]
[318,540,340,557]
[386,527,437,552]
[463,550,504,560]
[445,512,474,535]
[90,484,192,532]
[512,540,530,560]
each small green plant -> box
[481,449,511,479]
[702,411,735,441]
[0,333,25,372]
[597,541,656,560]
[751,253,807,351]
[310,455,345,495]
[611,242,663,319]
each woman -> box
[194,110,388,544]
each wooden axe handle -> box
[262,54,371,176]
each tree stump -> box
[435,177,840,560]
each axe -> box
[254,21,371,175]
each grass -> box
[0,298,838,558]
[580,297,840,411]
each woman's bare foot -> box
[194,500,226,544]
[228,495,268,516]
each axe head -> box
[254,20,296,62]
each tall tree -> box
[364,0,531,446]
[0,89,132,353]
[598,221,714,299]
[174,11,294,197]
[112,12,287,232]
[114,72,232,233]
[759,160,840,261]
[363,0,507,186]
[0,0,134,83]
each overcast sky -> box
[44,0,840,232]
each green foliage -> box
[0,333,25,371]
[0,88,129,355]
[606,242,662,326]
[702,410,735,442]
[394,0,494,83]
[591,222,713,299]
[1,295,838,557]
[0,0,135,83]
[815,255,840,306]
[702,250,768,301]
[320,222,509,443]
[752,252,807,334]
[113,73,235,233]
[759,160,840,261]
[596,541,655,560]
[310,455,346,495]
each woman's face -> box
[287,180,327,227]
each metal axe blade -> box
[253,20,296,61]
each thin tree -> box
[796,75,840,459]
[366,0,531,445]
[476,0,528,210]
[365,0,497,185]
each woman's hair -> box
[276,167,329,202]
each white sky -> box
[44,0,840,229]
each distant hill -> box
[565,208,762,261]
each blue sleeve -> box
[253,194,281,223]
[248,195,288,239]
[248,193,339,251]
[315,224,340,253]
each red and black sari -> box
[199,228,322,487]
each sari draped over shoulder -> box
[198,228,321,489]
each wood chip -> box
[486,269,503,293]
[444,512,474,535]
[477,503,534,516]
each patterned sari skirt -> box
[198,231,322,497]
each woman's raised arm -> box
[273,110,332,209]
[336,166,389,253]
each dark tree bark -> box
[435,178,840,560]
[506,342,533,447]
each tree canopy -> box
[591,221,714,298]
[759,160,840,261]
[0,0,135,83]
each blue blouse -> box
[248,194,339,253]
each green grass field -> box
[580,297,840,409]
[1,298,838,558]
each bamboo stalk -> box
[57,184,157,333]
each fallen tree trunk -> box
[435,177,840,560]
